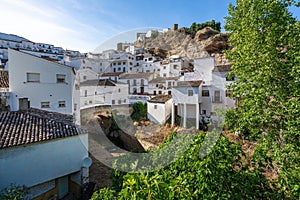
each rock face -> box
[134,27,230,65]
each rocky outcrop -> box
[134,27,230,65]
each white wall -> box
[172,87,200,104]
[78,68,99,82]
[147,99,172,124]
[0,134,88,189]
[8,49,74,115]
[194,57,215,85]
[80,84,128,108]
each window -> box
[118,100,122,104]
[27,73,40,82]
[202,90,210,97]
[202,110,206,115]
[154,105,158,109]
[74,103,77,111]
[188,90,193,96]
[58,101,66,108]
[56,74,66,83]
[41,101,50,108]
[112,100,115,105]
[123,62,126,65]
[163,73,167,77]
[113,63,116,66]
[89,100,92,104]
[118,62,121,65]
[84,90,87,97]
[95,91,97,95]
[118,88,121,93]
[124,99,126,103]
[133,80,137,86]
[173,65,178,69]
[163,66,166,69]
[83,76,87,80]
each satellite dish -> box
[82,157,92,168]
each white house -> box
[80,79,129,108]
[8,48,80,124]
[0,108,89,199]
[171,80,202,129]
[193,57,215,85]
[119,73,155,95]
[148,76,179,95]
[77,68,99,82]
[147,95,172,124]
[211,64,235,112]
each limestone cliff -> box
[134,27,230,65]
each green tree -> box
[131,102,147,121]
[224,0,300,198]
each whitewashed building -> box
[211,64,235,112]
[147,95,172,124]
[0,109,89,199]
[171,81,202,129]
[148,76,179,95]
[119,73,155,95]
[8,49,80,124]
[80,79,129,108]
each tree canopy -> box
[224,0,300,198]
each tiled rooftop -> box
[148,95,172,103]
[0,71,9,88]
[81,79,125,87]
[149,76,179,84]
[174,80,202,88]
[99,72,125,77]
[212,64,231,72]
[0,109,83,149]
[119,73,154,79]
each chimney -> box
[19,98,30,111]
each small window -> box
[58,101,66,108]
[95,91,97,95]
[123,62,126,65]
[173,65,178,69]
[112,100,115,105]
[202,90,210,97]
[188,90,193,96]
[124,99,126,103]
[154,105,158,109]
[118,88,121,93]
[202,110,206,115]
[163,73,167,77]
[113,63,116,66]
[27,73,40,82]
[84,90,87,97]
[83,76,87,80]
[163,66,166,69]
[89,100,92,104]
[56,74,66,83]
[118,100,122,104]
[74,103,77,111]
[41,102,50,108]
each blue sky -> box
[0,0,299,52]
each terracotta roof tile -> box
[0,109,83,149]
[0,71,9,88]
[148,95,172,103]
[174,80,202,88]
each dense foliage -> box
[0,184,28,200]
[130,102,147,121]
[224,0,300,198]
[91,132,282,200]
[188,20,221,35]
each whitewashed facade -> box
[8,49,80,124]
[147,95,172,124]
[80,79,129,108]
